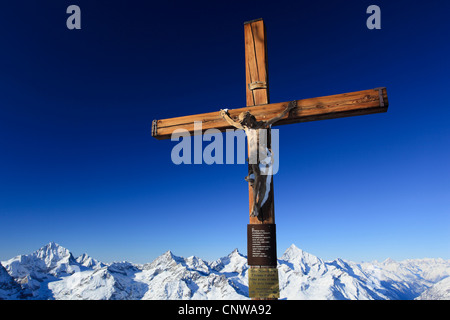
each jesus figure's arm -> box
[265,100,297,127]
[220,109,245,130]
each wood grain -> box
[244,20,274,225]
[151,88,388,140]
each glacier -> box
[1,242,449,300]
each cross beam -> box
[151,88,388,140]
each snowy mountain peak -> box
[282,244,305,256]
[382,257,396,264]
[229,248,246,259]
[144,250,183,270]
[279,245,327,276]
[281,244,323,265]
[37,241,63,252]
[164,250,185,262]
[230,248,240,255]
[34,242,73,263]
[76,253,104,269]
[210,248,247,274]
[161,250,177,260]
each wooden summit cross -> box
[152,19,388,299]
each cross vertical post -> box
[244,19,274,224]
[244,19,279,300]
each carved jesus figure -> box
[220,101,296,220]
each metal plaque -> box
[247,224,277,266]
[248,267,280,299]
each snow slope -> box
[415,277,450,300]
[0,263,22,299]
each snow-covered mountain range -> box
[1,242,449,300]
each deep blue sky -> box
[1,1,449,264]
